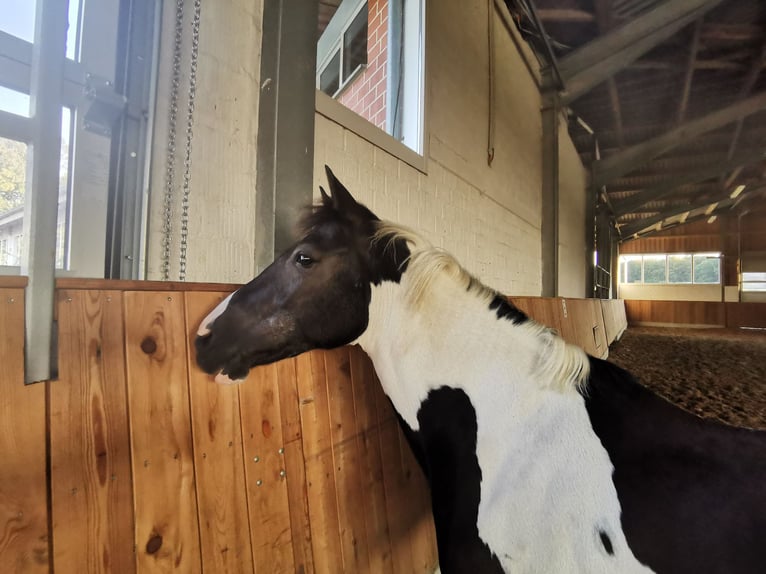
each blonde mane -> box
[373,222,590,392]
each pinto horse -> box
[195,167,766,574]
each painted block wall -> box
[315,1,588,296]
[558,120,588,298]
[146,0,262,283]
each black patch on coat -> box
[489,296,528,324]
[599,530,614,555]
[406,387,504,574]
[581,357,766,574]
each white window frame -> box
[315,0,428,172]
[316,0,369,98]
[617,252,721,285]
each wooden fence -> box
[624,300,766,328]
[0,278,626,573]
[1,279,437,573]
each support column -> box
[255,0,319,272]
[541,87,560,297]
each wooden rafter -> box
[677,20,702,124]
[612,148,766,216]
[594,0,624,148]
[592,91,766,189]
[558,0,723,103]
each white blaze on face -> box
[197,291,236,336]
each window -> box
[693,253,721,284]
[668,254,692,283]
[316,0,426,155]
[318,3,368,98]
[742,272,766,292]
[618,253,721,285]
[0,0,153,278]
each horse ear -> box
[319,185,332,206]
[325,165,357,212]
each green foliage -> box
[626,260,642,283]
[643,257,666,283]
[668,255,692,283]
[694,256,720,283]
[0,138,27,213]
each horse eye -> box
[295,253,314,268]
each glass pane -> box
[743,272,766,282]
[319,50,341,96]
[626,257,642,283]
[643,255,666,284]
[0,136,26,266]
[618,260,625,283]
[0,0,36,43]
[343,4,368,80]
[693,254,720,284]
[0,85,30,117]
[668,254,692,283]
[0,109,71,269]
[67,0,82,61]
[742,282,766,292]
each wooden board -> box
[123,291,202,573]
[276,357,315,574]
[624,300,726,327]
[558,299,609,358]
[50,290,135,572]
[185,292,253,573]
[509,297,563,333]
[324,347,372,572]
[349,346,394,574]
[239,361,295,573]
[0,289,49,572]
[296,350,344,574]
[725,302,766,328]
[600,299,628,345]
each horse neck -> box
[356,271,549,428]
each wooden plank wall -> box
[624,300,766,328]
[510,297,627,356]
[0,284,437,574]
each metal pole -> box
[21,0,69,383]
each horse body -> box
[355,237,654,573]
[195,167,766,574]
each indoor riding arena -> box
[1,1,765,573]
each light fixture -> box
[708,215,717,224]
[730,185,745,199]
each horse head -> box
[194,166,408,384]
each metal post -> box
[541,86,560,297]
[255,0,318,272]
[21,0,70,383]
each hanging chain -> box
[161,0,185,281]
[179,0,201,281]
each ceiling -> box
[509,0,766,240]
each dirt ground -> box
[607,326,766,430]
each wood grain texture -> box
[0,289,49,572]
[349,346,394,574]
[123,291,201,573]
[239,362,296,574]
[324,347,372,572]
[601,299,628,344]
[185,292,253,573]
[509,296,563,333]
[624,300,726,326]
[276,357,315,574]
[374,379,417,574]
[50,290,135,573]
[296,351,344,574]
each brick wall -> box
[338,0,388,130]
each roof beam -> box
[593,0,624,148]
[619,187,766,238]
[592,90,766,188]
[612,148,766,216]
[559,0,723,104]
[677,20,702,124]
[537,8,594,23]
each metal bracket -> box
[83,73,126,136]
